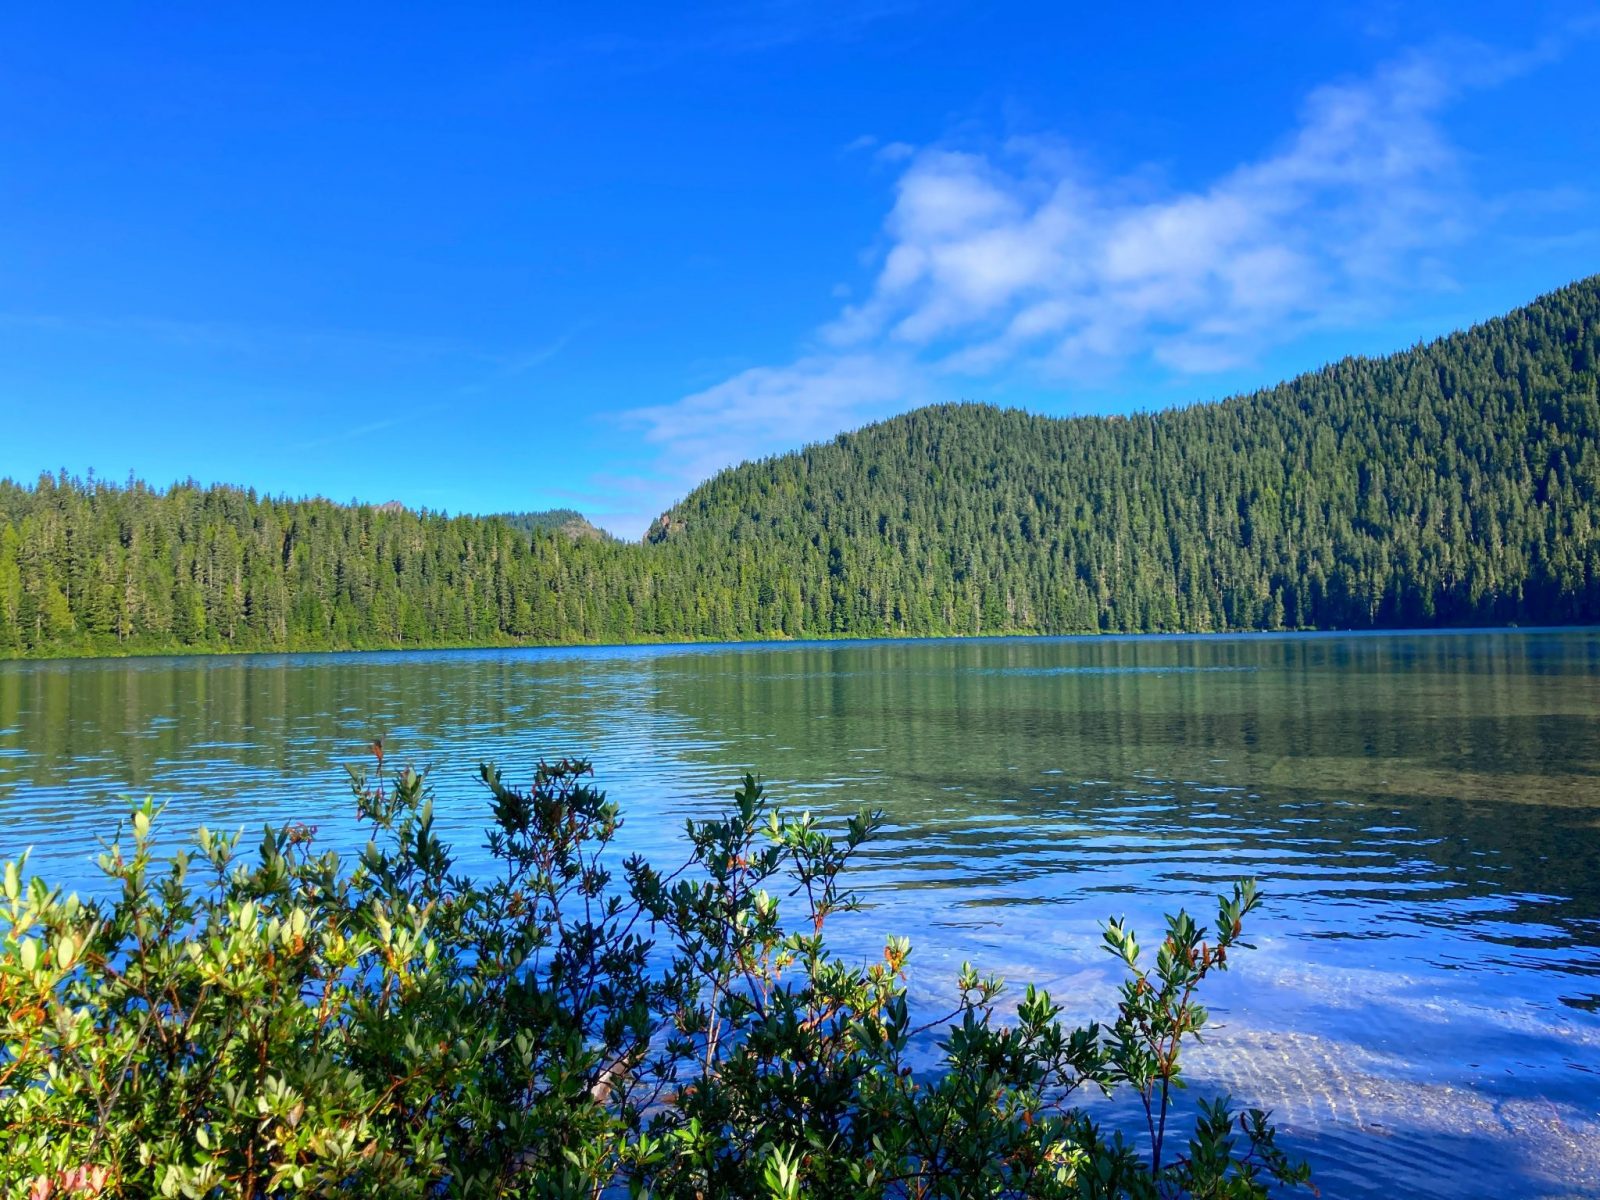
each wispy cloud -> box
[294,328,582,451]
[590,354,925,536]
[293,402,458,452]
[623,352,924,489]
[453,329,583,397]
[607,38,1585,538]
[826,51,1471,375]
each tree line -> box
[2,276,1597,657]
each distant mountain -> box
[496,509,611,542]
[0,277,1596,657]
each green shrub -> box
[1,752,1310,1198]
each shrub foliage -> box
[1,754,1310,1198]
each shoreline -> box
[1,621,1590,667]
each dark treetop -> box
[494,509,612,543]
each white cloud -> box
[832,52,1478,378]
[618,352,924,519]
[612,41,1568,537]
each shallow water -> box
[2,630,1598,1197]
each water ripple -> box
[1,630,1598,1197]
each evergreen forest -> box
[495,509,611,542]
[2,276,1597,658]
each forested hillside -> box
[650,276,1600,633]
[1,277,1597,657]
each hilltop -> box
[496,509,612,542]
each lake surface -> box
[2,630,1598,1198]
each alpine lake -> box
[2,629,1597,1199]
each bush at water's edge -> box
[1,751,1310,1198]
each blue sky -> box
[2,2,1598,538]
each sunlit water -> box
[2,630,1598,1198]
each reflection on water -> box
[2,630,1599,1199]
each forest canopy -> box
[1,276,1597,657]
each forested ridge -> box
[2,277,1598,658]
[495,509,611,542]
